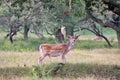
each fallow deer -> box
[38,35,79,65]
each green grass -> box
[0,67,31,77]
[74,40,118,49]
[0,37,118,52]
[0,63,119,80]
[54,63,120,79]
[0,49,120,80]
[0,37,56,52]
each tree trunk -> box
[9,31,16,44]
[116,31,120,47]
[24,24,29,39]
[5,26,17,43]
[69,0,72,10]
[81,28,112,47]
[54,28,65,43]
[100,35,112,47]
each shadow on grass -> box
[0,63,120,79]
[57,63,120,79]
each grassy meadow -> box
[0,29,120,80]
[0,49,120,80]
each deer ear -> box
[75,36,79,39]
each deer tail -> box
[38,45,42,53]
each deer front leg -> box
[38,55,46,65]
[61,55,66,63]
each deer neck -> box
[67,41,75,51]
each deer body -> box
[38,35,78,65]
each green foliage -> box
[11,0,27,7]
[0,6,8,16]
[31,65,51,80]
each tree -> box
[1,0,23,43]
[0,0,46,43]
[84,0,120,47]
[80,19,112,47]
[2,0,117,46]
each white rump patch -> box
[39,45,42,53]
